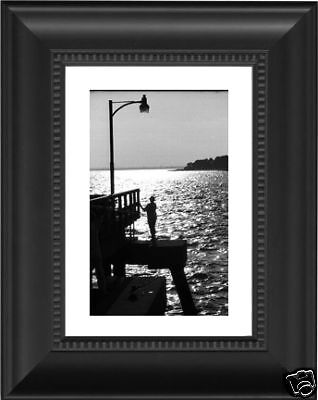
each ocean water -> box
[90,169,228,316]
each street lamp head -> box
[139,94,150,113]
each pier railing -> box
[90,188,140,229]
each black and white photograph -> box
[90,90,228,316]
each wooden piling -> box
[169,265,198,315]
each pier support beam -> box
[170,265,197,315]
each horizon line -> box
[91,166,183,171]
[91,155,228,171]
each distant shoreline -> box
[91,156,228,172]
[178,155,228,171]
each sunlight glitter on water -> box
[90,169,228,316]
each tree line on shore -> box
[182,155,228,171]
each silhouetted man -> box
[140,196,157,241]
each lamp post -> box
[108,94,149,194]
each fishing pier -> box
[90,188,197,315]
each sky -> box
[90,90,228,170]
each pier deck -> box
[91,277,166,316]
[107,277,166,315]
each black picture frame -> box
[2,2,317,399]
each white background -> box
[65,66,253,336]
